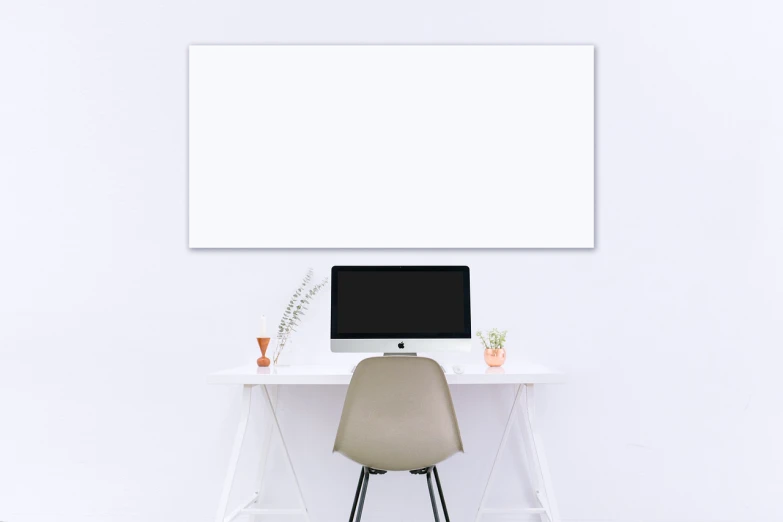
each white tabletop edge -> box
[209,362,565,385]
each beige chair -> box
[334,356,463,522]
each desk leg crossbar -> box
[215,384,310,522]
[475,384,561,522]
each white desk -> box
[210,362,564,522]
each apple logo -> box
[398,342,405,349]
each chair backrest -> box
[333,356,463,471]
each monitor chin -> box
[330,338,471,354]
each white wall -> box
[1,1,782,522]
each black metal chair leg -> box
[354,466,370,522]
[426,467,441,522]
[432,466,451,522]
[348,467,366,522]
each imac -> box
[330,266,471,354]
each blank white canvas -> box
[189,45,594,248]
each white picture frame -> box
[189,45,594,248]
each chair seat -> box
[333,357,464,471]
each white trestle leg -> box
[253,385,278,521]
[474,384,561,522]
[215,385,254,522]
[215,384,310,522]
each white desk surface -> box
[209,362,564,385]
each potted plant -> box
[477,329,507,367]
[274,268,329,365]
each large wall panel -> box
[189,45,594,248]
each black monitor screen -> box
[331,266,471,338]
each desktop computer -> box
[330,266,471,354]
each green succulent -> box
[477,328,507,350]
